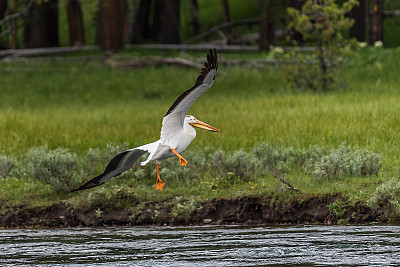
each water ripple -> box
[1,225,400,266]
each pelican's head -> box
[185,115,220,132]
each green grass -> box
[1,47,400,213]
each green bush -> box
[153,148,214,187]
[87,188,110,209]
[313,144,381,180]
[0,155,15,178]
[170,196,203,222]
[368,178,400,221]
[24,147,78,191]
[252,142,326,173]
[213,149,260,181]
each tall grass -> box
[1,48,400,210]
[2,49,400,160]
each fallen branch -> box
[128,43,260,52]
[184,18,260,44]
[383,10,400,17]
[219,58,317,67]
[0,0,33,26]
[266,163,300,192]
[0,45,98,59]
[1,44,318,59]
[0,0,34,38]
[106,57,203,69]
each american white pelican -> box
[73,49,219,192]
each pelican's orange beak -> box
[190,118,220,132]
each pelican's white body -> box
[138,116,197,166]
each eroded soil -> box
[0,194,381,228]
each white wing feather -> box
[161,49,218,141]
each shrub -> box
[154,148,214,187]
[213,149,260,181]
[298,145,327,171]
[368,178,400,221]
[24,147,78,191]
[170,196,203,222]
[253,143,287,168]
[0,155,15,178]
[87,188,110,209]
[313,144,381,180]
[252,143,326,173]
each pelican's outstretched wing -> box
[72,142,160,192]
[161,49,218,139]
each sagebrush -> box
[368,178,400,221]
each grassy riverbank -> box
[1,47,400,225]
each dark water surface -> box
[1,225,399,266]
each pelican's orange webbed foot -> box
[155,178,165,191]
[155,163,165,191]
[171,148,188,167]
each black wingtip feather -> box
[71,151,130,192]
[165,48,218,117]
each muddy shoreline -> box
[0,194,383,228]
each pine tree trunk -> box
[23,0,59,48]
[127,0,136,44]
[188,0,204,36]
[0,0,7,48]
[372,0,383,44]
[101,0,127,52]
[317,36,328,92]
[221,0,231,43]
[11,0,17,49]
[350,0,365,42]
[67,0,85,46]
[160,0,181,44]
[132,0,151,43]
[260,0,275,51]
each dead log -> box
[184,18,260,44]
[0,45,97,58]
[107,57,203,69]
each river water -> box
[1,225,399,266]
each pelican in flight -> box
[73,49,219,192]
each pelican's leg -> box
[155,163,165,191]
[171,148,188,166]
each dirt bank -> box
[0,194,382,228]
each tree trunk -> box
[94,0,104,45]
[350,0,365,42]
[317,36,327,91]
[187,0,204,36]
[0,0,6,19]
[160,0,181,44]
[151,0,162,41]
[127,0,136,44]
[67,0,85,46]
[101,0,127,52]
[260,0,275,51]
[0,0,7,48]
[11,0,17,49]
[221,0,231,43]
[372,0,383,44]
[23,0,59,48]
[365,0,372,45]
[132,0,151,43]
[286,0,304,45]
